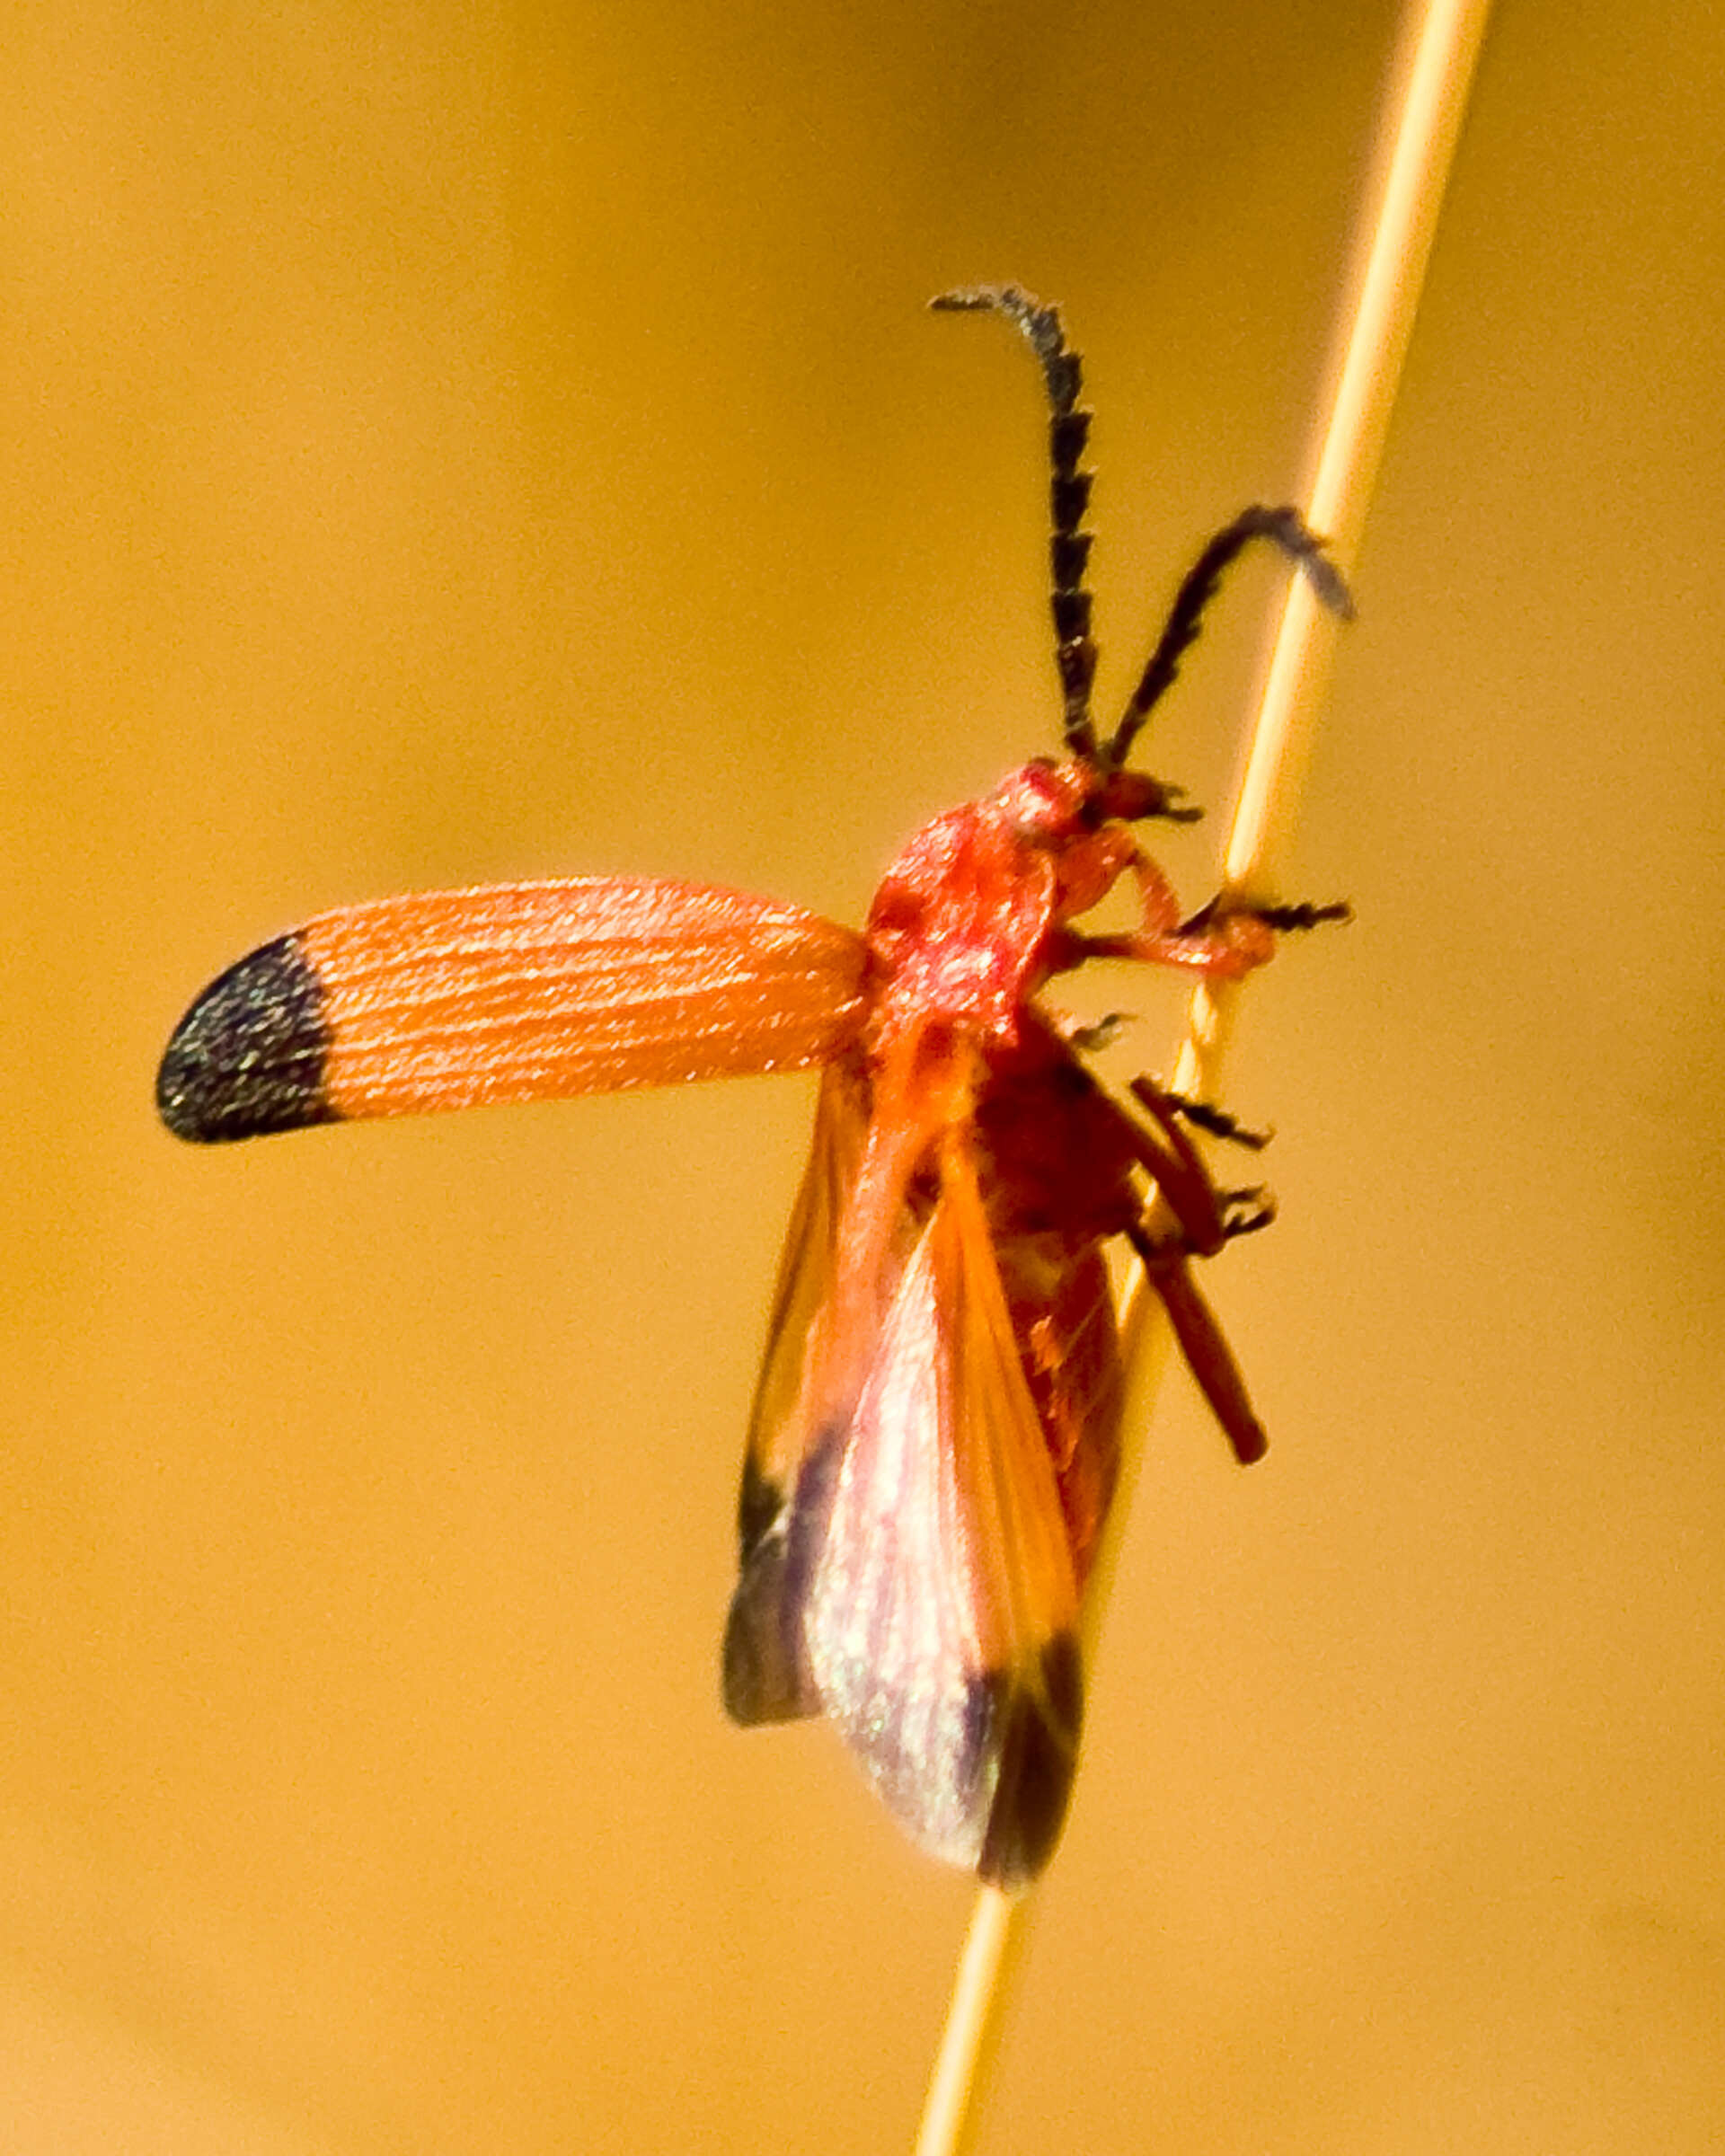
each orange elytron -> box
[158,287,1348,1887]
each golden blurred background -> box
[6,3,1723,2150]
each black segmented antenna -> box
[931,285,1101,760]
[933,287,1354,780]
[1105,503,1353,771]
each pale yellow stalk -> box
[914,2,1497,2149]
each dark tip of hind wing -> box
[156,932,337,1143]
[978,1631,1084,1891]
[722,1540,822,1727]
[721,1444,836,1729]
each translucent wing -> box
[721,1056,872,1725]
[158,878,868,1142]
[799,1135,1084,1888]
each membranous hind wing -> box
[796,1133,1084,1888]
[722,1056,872,1725]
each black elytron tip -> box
[155,932,335,1143]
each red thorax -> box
[861,755,1166,1063]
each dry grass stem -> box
[913,0,1497,2148]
